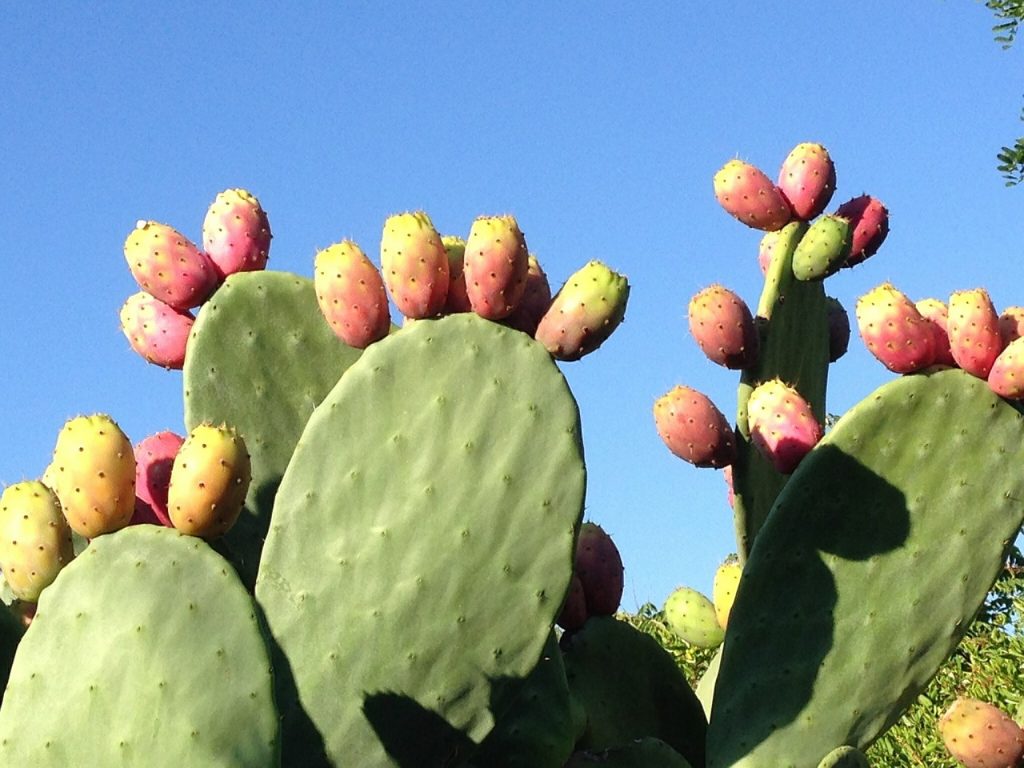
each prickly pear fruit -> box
[791,214,851,281]
[916,298,958,366]
[167,423,251,539]
[998,306,1024,345]
[713,159,791,231]
[48,414,135,538]
[723,465,735,509]
[201,188,272,278]
[988,337,1024,399]
[746,378,822,474]
[938,697,1024,768]
[855,282,937,373]
[314,240,391,349]
[534,260,629,361]
[463,214,529,320]
[653,385,736,468]
[712,556,742,630]
[0,481,74,601]
[664,586,724,648]
[124,220,219,310]
[379,211,449,319]
[441,235,472,314]
[688,284,759,369]
[948,288,1004,379]
[777,142,836,221]
[835,195,889,267]
[118,291,194,369]
[574,522,624,617]
[504,254,552,336]
[826,296,851,363]
[130,431,184,527]
[557,574,588,631]
[758,230,780,275]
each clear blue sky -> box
[1,3,1021,608]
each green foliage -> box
[983,1,1024,184]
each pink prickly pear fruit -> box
[441,235,472,314]
[777,142,836,221]
[948,288,1004,379]
[988,337,1024,400]
[48,414,136,538]
[938,697,1024,768]
[168,423,251,539]
[379,211,449,320]
[713,159,792,231]
[504,254,552,336]
[688,284,759,369]
[201,188,272,278]
[0,481,74,602]
[574,522,624,617]
[119,291,195,370]
[998,306,1024,345]
[130,431,185,527]
[835,195,889,267]
[855,283,937,374]
[826,296,851,363]
[556,574,588,631]
[712,556,742,630]
[747,378,822,474]
[314,240,392,349]
[758,230,780,275]
[463,214,530,320]
[534,260,629,361]
[124,220,219,310]
[915,298,957,367]
[653,385,736,468]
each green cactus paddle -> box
[256,314,586,766]
[707,368,1024,767]
[0,526,279,767]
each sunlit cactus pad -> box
[0,526,279,767]
[184,270,364,585]
[708,367,1024,767]
[256,313,586,765]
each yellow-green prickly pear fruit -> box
[48,414,136,538]
[0,481,74,601]
[168,423,251,538]
[712,556,742,630]
[664,585,724,648]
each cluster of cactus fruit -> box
[1,139,1023,767]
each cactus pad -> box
[0,526,278,766]
[255,314,586,765]
[707,368,1024,767]
[184,270,364,585]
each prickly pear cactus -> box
[184,270,366,586]
[707,368,1024,767]
[0,526,279,767]
[255,314,586,766]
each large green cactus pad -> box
[0,527,279,767]
[184,271,364,586]
[564,737,695,767]
[707,368,1024,768]
[561,616,707,768]
[256,314,586,766]
[733,221,829,558]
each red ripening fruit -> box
[653,386,736,468]
[777,142,836,221]
[855,283,936,374]
[688,284,759,369]
[713,159,792,231]
[948,288,1004,379]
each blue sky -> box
[1,3,1022,608]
